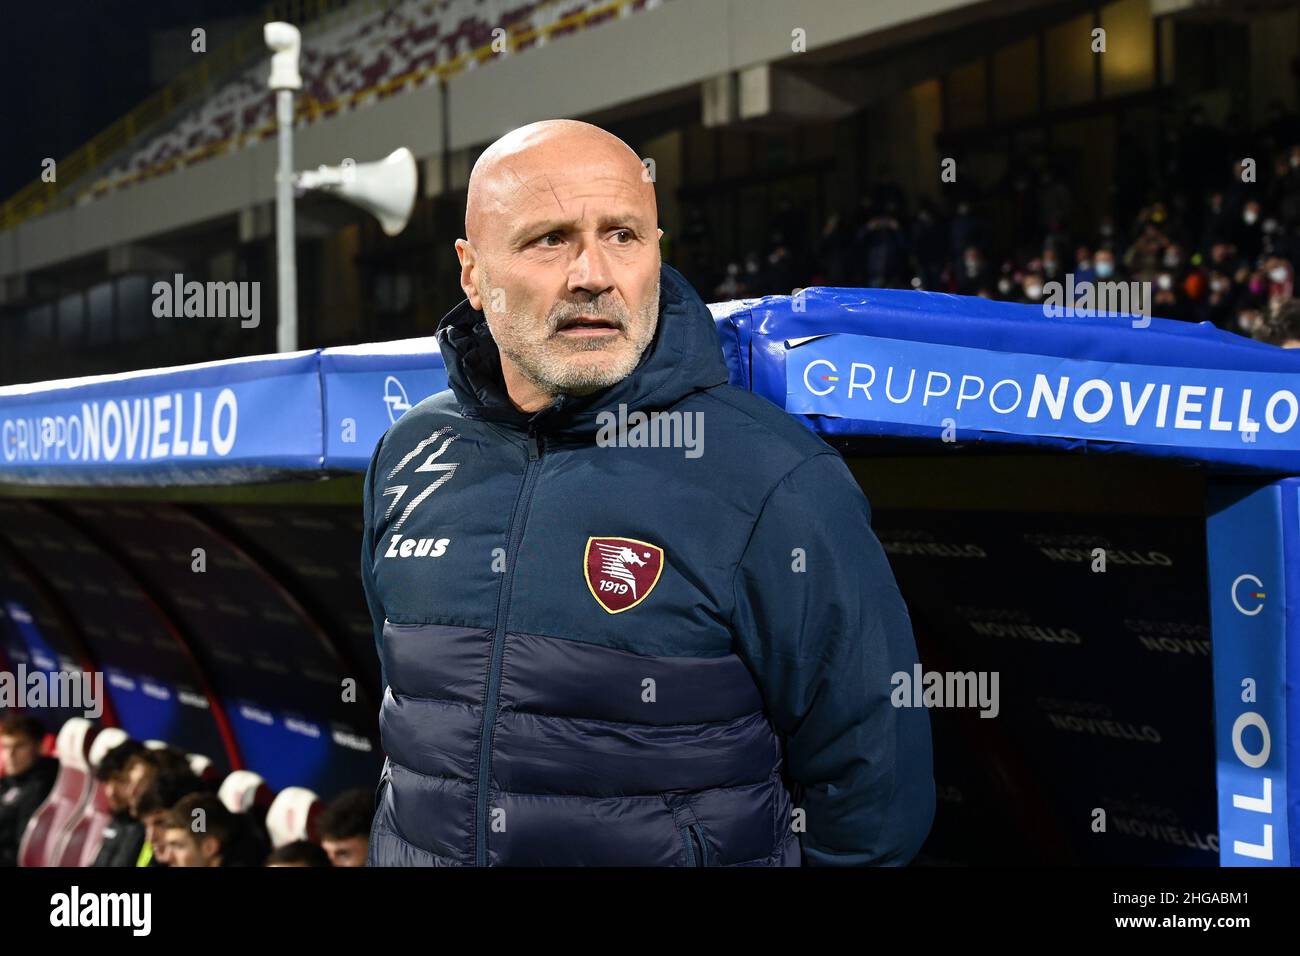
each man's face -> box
[163,828,218,867]
[143,811,172,864]
[0,733,37,777]
[321,834,368,867]
[103,773,134,813]
[125,759,156,816]
[455,129,663,406]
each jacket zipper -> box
[475,424,544,865]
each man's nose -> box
[568,239,614,298]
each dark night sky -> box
[0,0,267,202]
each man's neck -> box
[500,356,557,414]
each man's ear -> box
[454,239,483,311]
[657,227,664,241]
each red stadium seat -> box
[217,770,273,817]
[187,752,219,787]
[17,718,99,867]
[51,727,131,867]
[265,786,323,847]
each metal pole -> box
[276,88,297,353]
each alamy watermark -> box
[1041,273,1151,329]
[891,664,999,718]
[152,273,260,328]
[0,665,103,719]
[595,403,703,459]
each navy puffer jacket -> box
[361,263,934,866]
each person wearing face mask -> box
[1040,247,1061,281]
[1094,249,1120,282]
[1021,272,1046,304]
[1238,201,1264,263]
[994,262,1018,301]
[1265,256,1293,309]
[956,245,989,296]
[1201,271,1237,330]
[1161,244,1186,280]
[1152,269,1195,323]
[1073,246,1096,286]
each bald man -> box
[360,119,934,867]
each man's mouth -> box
[556,315,621,336]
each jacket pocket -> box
[682,822,708,867]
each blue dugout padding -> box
[1,287,1298,863]
[1207,479,1299,866]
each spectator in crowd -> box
[910,201,946,289]
[955,246,991,296]
[90,739,147,867]
[687,107,1300,341]
[0,715,58,867]
[860,202,908,287]
[1094,247,1121,283]
[1019,271,1045,305]
[712,262,746,300]
[266,840,332,867]
[1073,246,1097,286]
[1257,298,1300,348]
[162,793,267,867]
[317,788,373,867]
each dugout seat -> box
[51,727,131,867]
[218,769,273,817]
[17,718,99,867]
[187,752,219,786]
[265,786,323,847]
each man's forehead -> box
[473,151,654,245]
[489,166,649,214]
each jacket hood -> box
[434,262,730,437]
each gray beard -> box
[484,278,660,398]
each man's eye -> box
[538,233,562,246]
[612,229,633,243]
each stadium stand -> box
[88,0,663,206]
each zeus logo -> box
[383,427,460,533]
[385,535,451,559]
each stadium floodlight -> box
[265,21,302,352]
[295,148,419,238]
